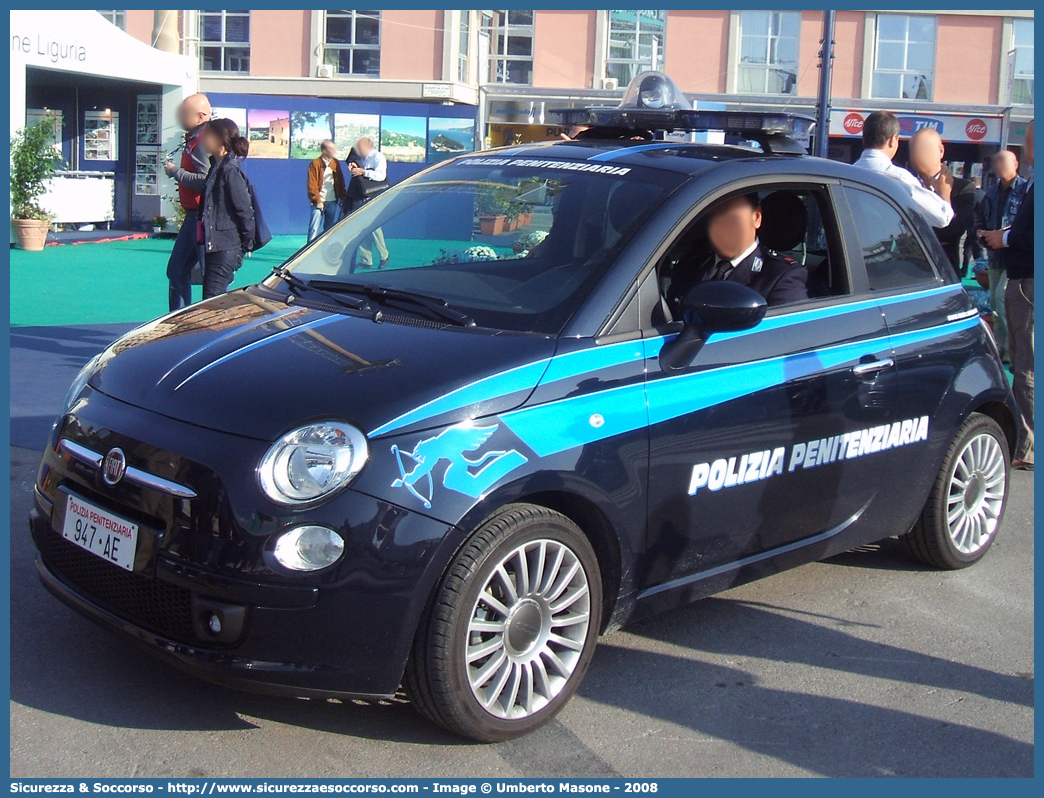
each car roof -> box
[455,138,864,179]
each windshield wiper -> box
[308,280,476,328]
[271,268,369,312]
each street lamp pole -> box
[814,9,836,158]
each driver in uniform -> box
[670,193,809,312]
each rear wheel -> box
[406,504,602,741]
[901,413,1009,569]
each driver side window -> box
[653,186,849,325]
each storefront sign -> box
[828,109,1002,145]
[422,83,453,99]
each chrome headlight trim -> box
[257,420,369,506]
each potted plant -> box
[10,120,63,251]
[152,215,168,234]
[476,189,507,236]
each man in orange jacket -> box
[307,140,347,241]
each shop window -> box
[96,10,125,30]
[737,10,800,95]
[323,10,381,77]
[844,187,936,291]
[871,14,936,101]
[606,10,667,85]
[1011,18,1034,105]
[199,10,250,73]
[483,10,534,84]
[84,110,119,162]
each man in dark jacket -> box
[908,128,977,275]
[976,150,1029,361]
[981,120,1034,470]
[163,93,211,311]
[671,193,808,311]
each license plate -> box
[62,494,139,572]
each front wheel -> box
[406,504,602,741]
[900,413,1009,569]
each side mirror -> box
[659,281,767,372]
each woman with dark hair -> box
[199,118,254,299]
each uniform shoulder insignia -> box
[751,255,763,274]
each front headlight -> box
[257,421,368,505]
[63,353,103,412]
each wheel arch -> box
[971,399,1018,459]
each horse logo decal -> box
[390,423,528,509]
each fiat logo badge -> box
[102,447,127,486]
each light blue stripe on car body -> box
[369,283,969,439]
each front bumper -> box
[30,389,464,699]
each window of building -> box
[737,11,800,95]
[458,12,471,83]
[871,14,936,101]
[199,10,250,73]
[324,10,381,77]
[1011,18,1034,105]
[606,10,667,85]
[96,10,125,30]
[844,187,936,290]
[482,10,534,84]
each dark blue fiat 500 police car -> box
[31,74,1016,741]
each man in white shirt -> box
[853,110,954,228]
[349,136,390,268]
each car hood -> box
[87,290,556,441]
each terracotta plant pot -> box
[506,218,518,232]
[153,226,162,234]
[13,219,49,251]
[479,215,506,236]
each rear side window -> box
[844,187,936,291]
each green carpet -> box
[10,236,307,327]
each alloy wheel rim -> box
[947,432,1006,555]
[465,538,591,720]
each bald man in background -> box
[981,121,1034,470]
[163,93,212,310]
[908,127,977,275]
[975,149,1028,362]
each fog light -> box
[207,613,222,635]
[273,525,345,572]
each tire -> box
[405,504,602,742]
[900,412,1009,569]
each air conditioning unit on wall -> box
[601,77,619,90]
[317,63,334,79]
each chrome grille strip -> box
[59,439,198,499]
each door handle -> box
[852,357,895,377]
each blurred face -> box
[178,99,209,132]
[1024,122,1034,169]
[707,196,761,261]
[356,138,373,158]
[909,131,944,178]
[321,142,337,160]
[993,151,1018,181]
[200,126,222,156]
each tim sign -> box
[830,110,1001,144]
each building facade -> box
[64,9,1037,233]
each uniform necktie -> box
[712,259,732,281]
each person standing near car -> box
[349,136,391,268]
[163,93,211,311]
[199,119,254,300]
[908,128,977,275]
[306,140,347,242]
[853,110,954,228]
[976,150,1028,363]
[980,121,1034,471]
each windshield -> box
[271,158,685,333]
